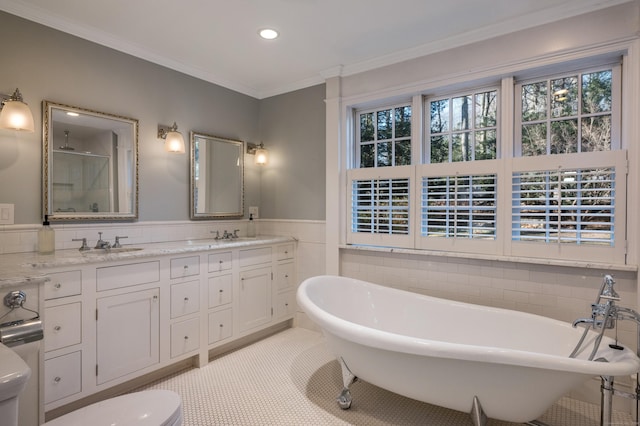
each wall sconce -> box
[0,88,34,132]
[247,142,269,165]
[157,122,185,154]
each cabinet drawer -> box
[274,291,296,319]
[275,261,295,292]
[239,247,272,267]
[208,251,232,273]
[170,280,200,319]
[170,317,200,358]
[208,274,233,308]
[44,351,81,404]
[45,270,82,300]
[208,309,233,344]
[170,256,200,279]
[277,244,295,261]
[96,261,160,292]
[44,302,82,352]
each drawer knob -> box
[184,335,189,340]
[54,376,61,383]
[54,325,61,332]
[219,289,223,293]
[219,324,224,328]
[54,283,62,289]
[184,297,189,302]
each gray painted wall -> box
[0,11,326,224]
[259,84,326,220]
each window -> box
[346,60,624,264]
[427,89,498,163]
[358,104,411,167]
[517,68,617,156]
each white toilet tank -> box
[44,389,182,426]
[0,342,32,426]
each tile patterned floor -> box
[136,327,636,425]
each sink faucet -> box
[95,232,111,249]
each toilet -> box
[44,389,183,426]
[0,342,31,426]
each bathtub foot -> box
[469,396,488,426]
[337,388,352,410]
[337,357,357,410]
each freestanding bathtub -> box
[297,275,640,424]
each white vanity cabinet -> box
[39,237,297,416]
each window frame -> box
[344,59,625,265]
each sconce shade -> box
[0,88,34,132]
[164,131,185,153]
[158,122,185,154]
[254,147,269,165]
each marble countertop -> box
[0,235,295,289]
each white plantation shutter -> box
[347,166,414,247]
[421,174,497,239]
[512,168,615,245]
[509,150,626,262]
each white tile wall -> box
[340,248,638,349]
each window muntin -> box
[519,69,614,156]
[358,104,411,168]
[427,90,498,163]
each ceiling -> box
[0,0,632,99]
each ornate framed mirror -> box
[190,131,244,219]
[42,101,139,221]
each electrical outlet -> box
[249,206,259,219]
[0,204,14,225]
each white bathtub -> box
[296,275,640,424]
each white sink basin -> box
[84,247,144,255]
[0,342,30,402]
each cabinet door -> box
[96,288,159,385]
[274,291,296,319]
[44,302,82,352]
[170,280,200,319]
[275,261,295,292]
[208,274,233,308]
[44,351,82,404]
[170,317,200,358]
[208,309,233,344]
[238,266,271,331]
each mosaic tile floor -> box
[136,327,637,425]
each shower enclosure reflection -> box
[43,101,139,221]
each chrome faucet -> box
[570,274,640,425]
[94,232,111,249]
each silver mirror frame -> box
[42,100,139,222]
[190,131,244,220]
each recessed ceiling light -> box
[259,28,279,40]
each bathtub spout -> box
[572,317,595,328]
